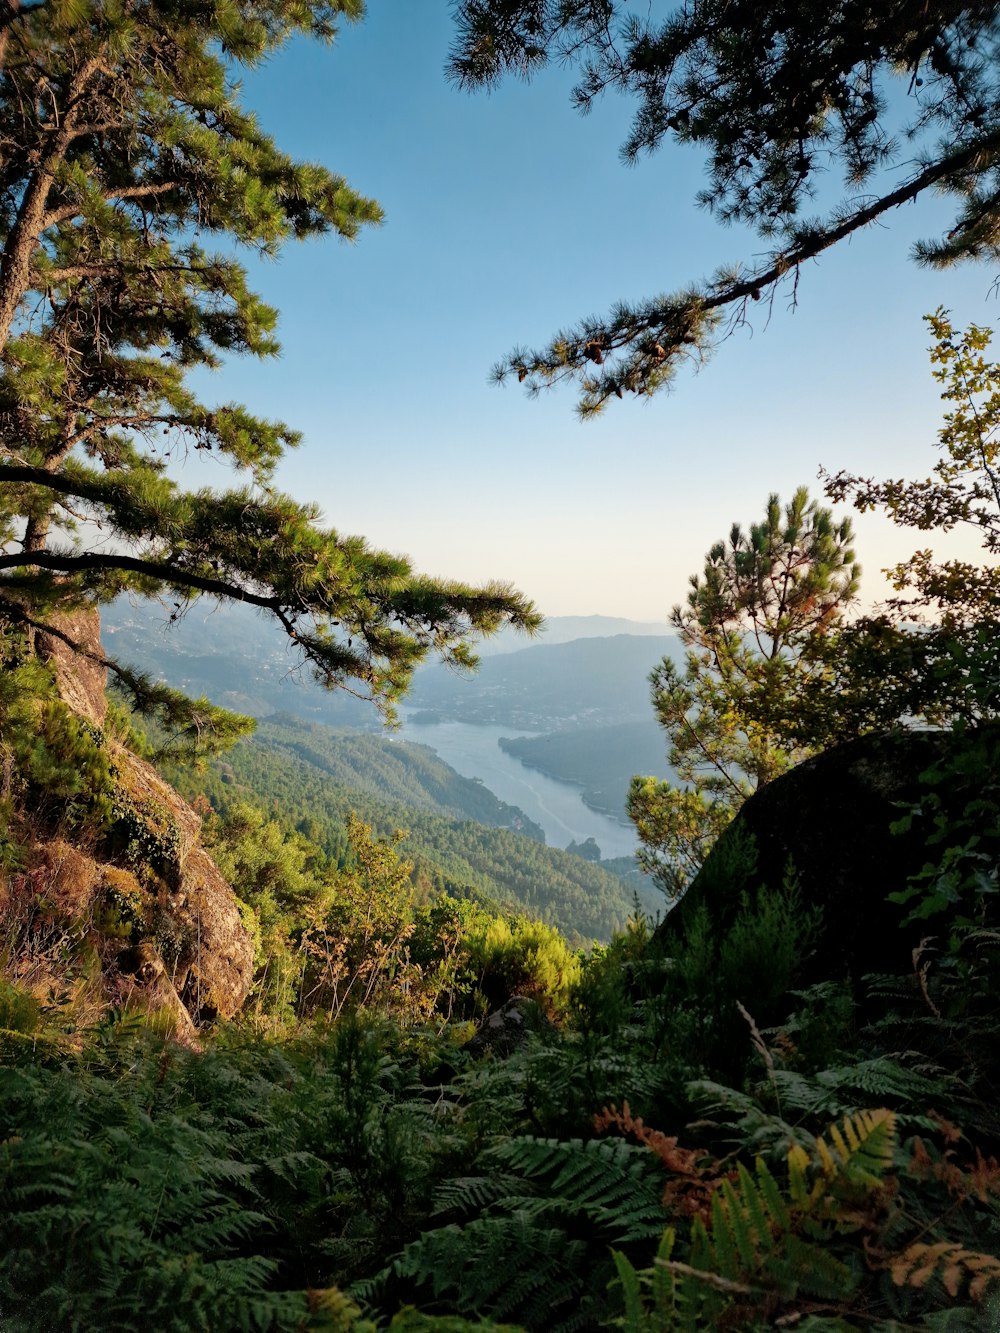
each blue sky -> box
[193,5,999,623]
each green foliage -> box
[888,730,1000,1031]
[0,636,116,835]
[0,0,538,734]
[449,3,1000,414]
[611,1109,899,1329]
[1,1051,315,1330]
[103,787,182,890]
[656,870,823,1084]
[301,814,419,1020]
[628,488,858,899]
[173,720,640,944]
[829,312,1000,625]
[464,916,581,1014]
[367,1134,668,1330]
[185,784,586,1028]
[3,804,1000,1333]
[0,977,41,1038]
[810,311,1000,739]
[366,1218,588,1332]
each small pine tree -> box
[628,489,859,898]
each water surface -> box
[396,715,639,861]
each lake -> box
[396,714,640,861]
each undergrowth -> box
[2,895,1000,1333]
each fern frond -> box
[612,1230,691,1333]
[371,1215,586,1328]
[891,1240,1000,1302]
[431,1174,528,1217]
[484,1136,667,1239]
[686,1078,814,1160]
[774,1233,853,1301]
[637,1113,896,1321]
[814,1108,896,1193]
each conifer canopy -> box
[0,0,539,737]
[450,0,1000,415]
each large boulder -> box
[662,727,999,988]
[105,746,256,1022]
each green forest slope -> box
[252,715,545,840]
[499,722,676,821]
[181,720,647,944]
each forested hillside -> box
[171,719,649,944]
[499,723,676,821]
[247,716,546,840]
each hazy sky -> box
[191,5,999,624]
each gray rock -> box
[465,995,553,1057]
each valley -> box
[102,599,679,935]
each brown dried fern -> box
[594,1100,717,1219]
[891,1240,1000,1302]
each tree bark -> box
[0,56,104,354]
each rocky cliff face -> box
[2,608,255,1033]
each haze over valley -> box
[103,599,677,930]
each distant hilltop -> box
[475,614,670,657]
[100,598,679,729]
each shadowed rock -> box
[662,727,999,987]
[466,995,553,1057]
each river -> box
[395,714,639,861]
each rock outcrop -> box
[36,606,109,728]
[465,995,553,1057]
[5,607,255,1032]
[663,727,997,987]
[105,745,255,1023]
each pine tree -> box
[0,0,539,743]
[450,1,1000,414]
[627,489,859,898]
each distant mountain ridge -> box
[406,633,682,729]
[100,598,681,730]
[475,614,670,656]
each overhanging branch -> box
[512,128,1000,412]
[0,548,279,610]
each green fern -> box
[484,1136,668,1241]
[610,1110,898,1329]
[431,1173,528,1217]
[359,1216,587,1330]
[359,1135,668,1330]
